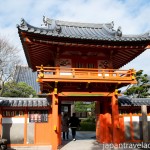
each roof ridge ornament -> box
[116,26,122,37]
[42,16,61,33]
[148,31,150,37]
[16,18,27,28]
[144,31,150,37]
[102,23,116,36]
[110,21,114,29]
[20,18,27,28]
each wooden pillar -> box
[95,101,100,114]
[99,114,104,143]
[24,108,28,145]
[141,105,148,142]
[103,100,112,143]
[58,100,62,145]
[0,108,2,138]
[130,113,134,141]
[111,94,120,144]
[95,101,100,142]
[119,116,125,142]
[99,99,112,143]
[71,104,75,115]
[51,93,59,150]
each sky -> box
[0,0,150,75]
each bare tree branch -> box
[0,35,22,96]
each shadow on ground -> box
[59,131,148,150]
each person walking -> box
[69,113,80,141]
[62,113,69,140]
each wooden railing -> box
[36,66,136,82]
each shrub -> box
[80,121,95,131]
[82,117,95,123]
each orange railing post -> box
[56,67,59,76]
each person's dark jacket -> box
[69,116,80,128]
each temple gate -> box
[2,17,149,149]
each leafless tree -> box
[0,36,21,96]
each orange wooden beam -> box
[38,78,136,84]
[24,37,32,43]
[145,45,150,49]
[32,38,144,49]
[58,92,113,97]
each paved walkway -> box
[58,131,144,150]
[59,131,101,150]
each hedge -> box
[79,121,95,131]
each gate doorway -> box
[51,92,120,149]
[59,95,118,145]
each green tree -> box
[124,70,150,98]
[2,81,37,97]
[75,101,95,118]
[75,101,86,112]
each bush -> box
[80,121,95,131]
[82,117,95,123]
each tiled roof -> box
[17,17,150,71]
[118,96,150,106]
[17,17,150,41]
[1,96,150,107]
[13,65,40,93]
[0,97,50,107]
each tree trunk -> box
[0,81,4,96]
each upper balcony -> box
[36,66,136,84]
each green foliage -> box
[124,70,150,98]
[78,110,96,131]
[80,121,95,131]
[82,116,95,123]
[75,101,95,113]
[2,81,37,97]
[75,101,86,112]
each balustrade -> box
[36,66,136,82]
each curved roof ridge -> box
[43,16,114,29]
[123,31,150,38]
[0,97,47,100]
[56,20,114,29]
[118,96,150,106]
[17,18,51,31]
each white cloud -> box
[0,0,150,74]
